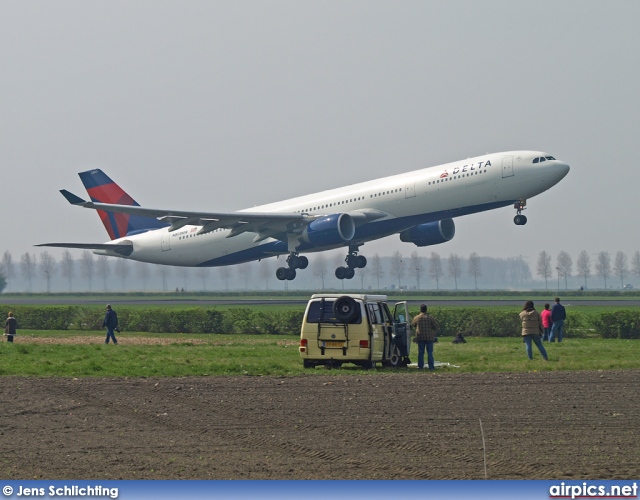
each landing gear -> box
[276,253,309,281]
[513,200,528,226]
[335,245,367,280]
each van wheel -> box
[333,296,358,323]
[388,347,403,368]
[303,360,315,369]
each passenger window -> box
[367,303,382,324]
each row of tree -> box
[536,250,640,289]
[0,248,638,293]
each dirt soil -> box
[1,370,638,480]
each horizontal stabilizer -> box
[60,189,87,205]
[36,242,133,256]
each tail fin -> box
[79,169,167,240]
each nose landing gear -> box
[514,200,528,226]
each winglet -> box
[60,189,87,205]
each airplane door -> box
[501,156,514,178]
[405,181,416,198]
[161,230,171,252]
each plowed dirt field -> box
[1,371,638,479]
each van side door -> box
[392,302,411,357]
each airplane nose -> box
[558,161,570,177]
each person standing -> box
[541,303,552,341]
[5,312,17,343]
[519,301,548,361]
[411,304,439,370]
[102,304,119,345]
[548,297,566,342]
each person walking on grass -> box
[102,304,119,345]
[541,303,552,341]
[519,301,548,361]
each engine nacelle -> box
[301,213,356,248]
[399,219,455,247]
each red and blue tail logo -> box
[79,169,167,240]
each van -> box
[299,294,411,369]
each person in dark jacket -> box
[548,297,567,342]
[102,304,119,345]
[5,312,17,343]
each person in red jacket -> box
[540,303,552,341]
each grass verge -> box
[1,331,638,377]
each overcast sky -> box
[2,1,639,271]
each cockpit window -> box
[533,155,556,164]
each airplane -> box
[38,151,570,281]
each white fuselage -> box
[98,150,569,267]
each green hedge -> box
[0,304,636,338]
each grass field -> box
[1,330,638,377]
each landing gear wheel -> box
[345,267,355,279]
[335,267,347,280]
[514,214,528,226]
[355,255,367,268]
[297,256,309,269]
[286,268,296,280]
[276,267,289,281]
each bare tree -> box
[195,267,210,291]
[506,256,532,287]
[60,250,75,291]
[136,262,151,290]
[312,254,329,290]
[20,252,37,291]
[576,250,591,289]
[409,251,424,290]
[176,266,189,291]
[389,251,405,289]
[96,256,110,291]
[429,252,443,290]
[467,252,482,289]
[447,253,462,290]
[237,263,252,290]
[39,251,56,293]
[114,259,129,290]
[218,266,231,291]
[631,251,640,281]
[79,250,95,291]
[370,253,384,290]
[595,251,611,289]
[557,251,573,289]
[1,251,15,290]
[157,264,172,291]
[536,251,552,289]
[613,251,628,288]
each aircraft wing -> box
[35,242,134,256]
[59,190,389,244]
[59,189,308,241]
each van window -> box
[306,299,362,324]
[367,303,383,324]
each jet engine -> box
[301,213,356,248]
[399,219,455,247]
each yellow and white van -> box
[299,294,411,369]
